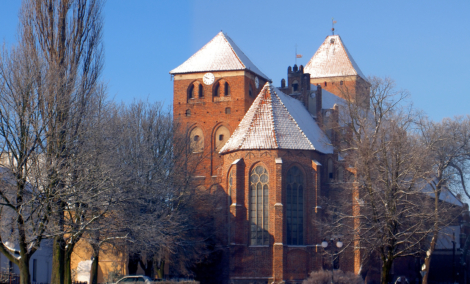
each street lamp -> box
[321,238,343,269]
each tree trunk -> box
[51,236,65,284]
[422,233,437,284]
[64,244,76,284]
[155,260,165,280]
[18,254,31,284]
[89,246,99,284]
[128,253,140,275]
[381,259,393,284]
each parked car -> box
[115,275,153,284]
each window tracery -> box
[250,165,269,245]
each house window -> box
[224,82,230,96]
[249,85,253,97]
[250,165,269,245]
[193,135,199,142]
[219,134,224,141]
[185,109,191,117]
[324,81,327,87]
[225,107,231,114]
[340,81,343,85]
[198,84,204,98]
[286,166,304,245]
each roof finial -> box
[332,18,337,35]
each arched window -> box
[189,127,204,153]
[224,82,230,96]
[215,126,230,152]
[228,169,234,205]
[286,166,304,245]
[185,109,191,117]
[214,82,220,97]
[292,80,299,92]
[328,159,334,180]
[188,84,194,99]
[250,165,269,245]
[198,84,203,98]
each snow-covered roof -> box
[421,178,464,207]
[170,32,268,80]
[220,82,333,154]
[304,35,366,80]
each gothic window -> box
[214,82,220,97]
[250,165,269,246]
[224,82,230,96]
[228,169,234,205]
[189,127,204,153]
[198,84,204,98]
[286,166,304,245]
[188,84,194,99]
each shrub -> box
[303,270,363,284]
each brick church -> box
[170,32,369,283]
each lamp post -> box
[321,239,343,284]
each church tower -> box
[304,35,369,104]
[170,32,269,183]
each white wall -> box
[0,239,52,284]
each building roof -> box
[170,32,268,80]
[304,35,366,80]
[220,82,333,154]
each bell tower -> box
[304,35,370,105]
[170,32,268,183]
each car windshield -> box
[135,278,145,282]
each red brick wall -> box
[173,70,267,185]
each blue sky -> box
[1,0,469,121]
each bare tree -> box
[324,77,435,284]
[109,101,216,279]
[18,1,106,283]
[418,115,470,283]
[0,29,50,284]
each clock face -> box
[203,73,215,85]
[255,77,259,89]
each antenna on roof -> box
[332,18,337,35]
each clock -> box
[203,73,215,85]
[255,77,259,89]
